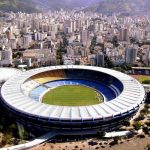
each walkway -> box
[104,131,131,138]
[1,131,57,150]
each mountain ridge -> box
[0,0,102,13]
[84,0,150,15]
[0,0,150,15]
[0,0,38,13]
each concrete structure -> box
[0,66,146,134]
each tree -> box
[1,133,13,146]
[130,37,137,44]
[146,92,150,102]
[56,42,64,65]
[50,145,54,150]
[13,52,22,59]
[146,144,150,150]
[142,80,150,84]
[134,114,145,121]
[113,136,121,144]
[62,35,69,47]
[133,122,142,130]
[96,131,106,139]
[123,120,130,126]
[144,104,150,109]
[90,36,97,53]
[143,126,149,135]
[112,36,119,47]
[141,108,150,115]
[104,56,114,68]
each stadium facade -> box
[0,66,146,133]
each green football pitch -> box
[42,85,103,106]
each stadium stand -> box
[29,86,48,101]
[31,70,66,84]
[21,79,40,96]
[0,65,146,132]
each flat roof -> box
[132,67,150,70]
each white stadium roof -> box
[0,68,21,82]
[1,65,146,121]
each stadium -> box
[0,65,146,134]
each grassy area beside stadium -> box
[42,85,103,106]
[131,75,150,84]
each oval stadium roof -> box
[1,65,146,121]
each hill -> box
[31,0,102,10]
[1,0,149,15]
[0,0,102,13]
[84,0,150,15]
[0,0,38,13]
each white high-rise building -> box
[80,29,88,46]
[22,34,32,48]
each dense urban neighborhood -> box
[0,10,150,68]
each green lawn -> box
[131,75,150,84]
[42,85,103,106]
[138,76,150,84]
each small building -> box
[131,67,150,75]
